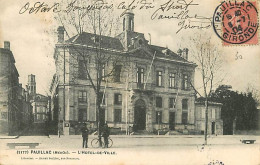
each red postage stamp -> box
[213,1,259,45]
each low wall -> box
[234,130,260,135]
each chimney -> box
[183,48,189,60]
[57,26,65,43]
[162,49,169,56]
[4,41,10,50]
[177,49,182,57]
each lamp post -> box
[158,112,160,135]
[58,107,61,138]
[127,110,130,135]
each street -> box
[0,135,260,165]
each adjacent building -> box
[18,83,33,132]
[31,94,49,123]
[0,41,20,135]
[195,101,223,135]
[0,44,48,136]
[26,74,49,124]
[49,11,220,135]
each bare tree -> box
[188,35,223,145]
[54,0,126,146]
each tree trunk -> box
[204,98,208,145]
[96,91,105,147]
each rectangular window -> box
[79,91,87,102]
[40,107,44,113]
[156,111,162,124]
[156,71,162,87]
[114,109,122,122]
[37,114,40,120]
[1,112,7,119]
[212,109,215,119]
[169,73,176,88]
[156,97,162,108]
[182,112,188,124]
[182,74,189,90]
[169,98,175,108]
[182,99,188,110]
[38,107,41,113]
[78,108,87,122]
[114,93,122,105]
[114,65,122,82]
[137,67,144,84]
[78,60,88,79]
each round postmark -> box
[213,1,259,44]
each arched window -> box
[129,18,133,31]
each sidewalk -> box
[48,134,260,139]
[0,135,19,139]
[0,129,27,139]
[48,134,205,139]
[3,134,259,140]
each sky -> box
[0,0,259,97]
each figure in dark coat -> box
[81,124,89,148]
[102,123,110,148]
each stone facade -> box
[195,102,223,135]
[0,41,20,135]
[49,11,222,135]
[26,74,49,124]
[18,84,33,132]
[31,94,49,123]
[0,42,34,135]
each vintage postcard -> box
[0,0,260,164]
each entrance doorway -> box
[169,112,175,130]
[134,99,146,130]
[212,122,215,134]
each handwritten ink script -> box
[18,0,212,34]
[19,2,61,14]
[235,52,243,60]
[151,0,212,33]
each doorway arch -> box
[134,99,146,130]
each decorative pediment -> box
[129,47,155,59]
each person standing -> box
[81,123,89,148]
[102,123,110,148]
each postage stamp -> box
[213,1,259,45]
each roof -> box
[65,32,196,66]
[128,45,196,66]
[195,97,222,106]
[149,45,188,62]
[66,32,124,51]
[195,102,223,106]
[32,94,48,102]
[0,48,15,63]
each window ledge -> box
[155,86,164,88]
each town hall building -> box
[49,11,223,135]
